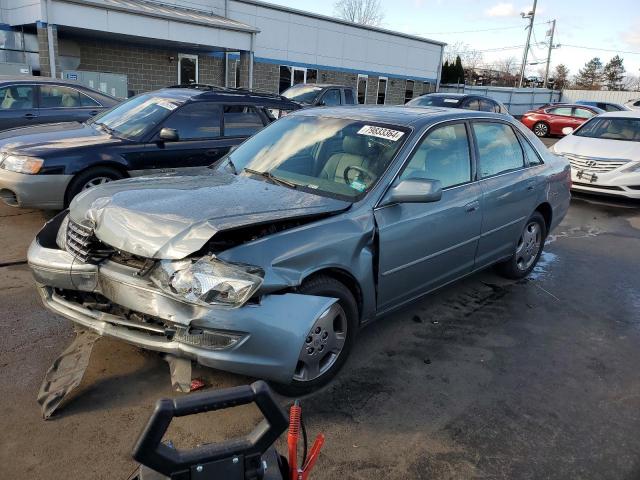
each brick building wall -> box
[37,24,61,77]
[76,38,225,95]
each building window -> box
[404,80,414,103]
[279,66,319,92]
[376,77,388,105]
[423,81,432,94]
[357,74,368,104]
[279,66,292,93]
[235,60,241,88]
[178,53,198,85]
[307,69,318,83]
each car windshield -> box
[407,95,461,107]
[219,115,410,201]
[574,117,640,142]
[282,86,323,104]
[88,93,186,140]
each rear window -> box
[223,105,264,137]
[575,117,640,142]
[407,95,462,107]
[344,89,355,104]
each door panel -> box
[0,84,38,130]
[472,121,538,268]
[375,184,482,311]
[375,121,481,311]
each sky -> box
[266,0,640,81]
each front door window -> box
[293,68,305,86]
[178,54,198,85]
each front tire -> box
[497,212,547,280]
[65,166,124,207]
[533,121,549,137]
[272,275,358,396]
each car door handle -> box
[526,181,536,191]
[205,149,219,157]
[89,110,99,116]
[465,201,479,213]
[24,113,37,119]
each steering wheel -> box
[343,165,376,187]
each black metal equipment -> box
[131,381,289,480]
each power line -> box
[418,21,550,36]
[561,44,640,55]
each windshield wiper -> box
[243,167,297,189]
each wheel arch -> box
[299,267,364,322]
[534,202,552,232]
[64,163,130,205]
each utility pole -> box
[518,0,537,88]
[543,19,557,88]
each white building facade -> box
[0,0,444,102]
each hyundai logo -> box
[585,160,597,168]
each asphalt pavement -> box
[1,169,639,479]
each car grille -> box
[65,220,112,262]
[565,154,629,173]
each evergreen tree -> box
[454,56,465,84]
[441,60,450,84]
[603,55,625,91]
[574,57,604,90]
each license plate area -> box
[576,170,598,183]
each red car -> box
[521,103,605,137]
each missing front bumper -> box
[29,234,337,383]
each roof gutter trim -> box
[54,0,260,34]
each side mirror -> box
[382,178,442,206]
[159,127,179,142]
[562,126,574,135]
[316,100,326,107]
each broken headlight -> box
[56,212,70,250]
[150,256,264,308]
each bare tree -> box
[495,57,519,76]
[334,0,384,26]
[623,75,640,92]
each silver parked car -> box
[28,106,571,394]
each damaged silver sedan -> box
[29,106,571,395]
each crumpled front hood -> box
[69,171,351,259]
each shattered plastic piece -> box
[165,355,192,393]
[190,378,206,391]
[37,329,100,419]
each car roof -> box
[162,85,301,108]
[597,110,640,119]
[289,105,508,127]
[287,83,349,89]
[419,93,469,98]
[542,103,605,112]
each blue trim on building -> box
[36,21,47,28]
[0,23,15,31]
[206,51,436,84]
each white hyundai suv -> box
[551,111,640,199]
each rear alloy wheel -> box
[497,211,547,280]
[271,275,358,396]
[533,122,549,137]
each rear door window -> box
[0,84,34,109]
[463,98,481,110]
[473,122,525,178]
[162,102,221,140]
[322,89,342,106]
[479,98,498,112]
[39,85,87,108]
[573,107,596,119]
[223,105,264,137]
[344,89,355,104]
[548,107,573,116]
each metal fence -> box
[560,89,639,104]
[439,84,562,116]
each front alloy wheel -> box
[82,176,114,190]
[293,303,347,382]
